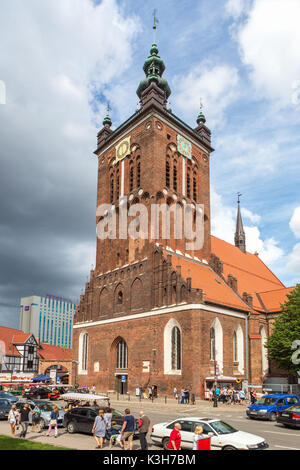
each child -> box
[109,422,124,449]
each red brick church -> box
[73,28,294,397]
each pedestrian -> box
[104,407,113,438]
[250,389,256,404]
[180,388,185,404]
[168,422,181,450]
[109,423,124,449]
[120,408,135,450]
[7,405,19,437]
[173,387,178,400]
[91,384,96,394]
[208,388,213,402]
[148,386,152,400]
[47,405,59,438]
[233,390,239,405]
[18,403,33,438]
[238,389,245,404]
[92,409,106,449]
[185,389,190,404]
[193,425,204,450]
[32,404,41,433]
[138,411,151,450]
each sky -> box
[0,0,299,329]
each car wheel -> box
[270,413,276,422]
[223,445,237,450]
[162,437,169,450]
[67,422,76,434]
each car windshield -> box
[255,397,277,406]
[40,404,53,412]
[285,405,300,412]
[112,409,124,418]
[210,421,238,435]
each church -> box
[73,26,294,398]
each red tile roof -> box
[165,250,249,312]
[38,343,72,361]
[256,287,295,313]
[0,326,26,356]
[210,235,285,311]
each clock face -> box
[177,134,192,160]
[116,136,131,162]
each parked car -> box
[23,387,51,400]
[276,404,300,429]
[63,407,139,438]
[246,394,300,421]
[151,417,269,450]
[0,391,18,404]
[47,389,61,401]
[0,399,12,420]
[15,400,65,430]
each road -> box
[0,398,299,450]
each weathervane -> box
[106,102,111,116]
[237,192,242,204]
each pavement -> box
[1,397,299,450]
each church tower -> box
[93,25,214,277]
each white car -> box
[151,417,269,450]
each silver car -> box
[16,400,65,430]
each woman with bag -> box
[92,409,106,449]
[32,405,41,433]
[46,405,59,438]
[7,405,19,436]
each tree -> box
[265,285,300,374]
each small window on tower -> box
[130,164,134,192]
[110,175,114,203]
[117,291,123,304]
[187,172,191,199]
[137,160,141,188]
[173,165,177,192]
[193,176,197,201]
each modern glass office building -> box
[19,295,76,348]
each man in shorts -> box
[121,408,135,450]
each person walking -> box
[18,403,33,438]
[185,389,190,404]
[137,411,150,450]
[104,407,113,439]
[120,408,135,450]
[47,405,59,438]
[180,388,185,404]
[91,384,96,394]
[168,422,182,450]
[173,387,178,400]
[32,404,41,433]
[7,405,19,437]
[193,425,204,450]
[92,409,106,449]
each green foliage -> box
[265,285,300,374]
[0,435,72,450]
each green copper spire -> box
[197,99,206,124]
[136,17,171,101]
[102,103,112,127]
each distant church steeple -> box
[235,193,246,253]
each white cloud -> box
[236,0,300,106]
[211,188,284,265]
[286,243,300,274]
[173,63,239,127]
[289,206,300,238]
[225,0,251,19]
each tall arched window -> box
[193,174,197,201]
[187,170,191,199]
[173,164,177,191]
[260,327,268,375]
[233,331,237,362]
[210,318,223,373]
[78,331,88,374]
[129,163,134,192]
[116,340,128,369]
[166,160,170,188]
[110,174,114,203]
[171,326,181,370]
[116,169,120,199]
[136,158,141,188]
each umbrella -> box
[31,374,51,382]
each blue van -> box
[246,394,300,421]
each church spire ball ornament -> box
[102,102,112,128]
[197,99,206,124]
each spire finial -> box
[197,98,206,124]
[153,9,159,43]
[235,193,246,253]
[102,102,112,127]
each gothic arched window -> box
[233,331,237,362]
[110,174,114,203]
[116,340,128,369]
[129,163,134,192]
[193,173,197,201]
[136,158,141,188]
[187,169,191,199]
[210,327,215,361]
[173,164,177,191]
[171,326,181,371]
[79,332,88,373]
[166,160,170,188]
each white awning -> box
[60,393,109,401]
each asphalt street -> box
[0,399,299,451]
